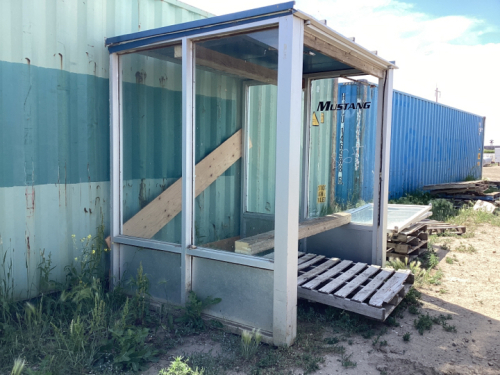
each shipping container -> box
[0,0,212,299]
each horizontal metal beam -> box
[187,246,274,270]
[113,235,182,254]
[304,32,385,79]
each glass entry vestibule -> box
[107,1,395,346]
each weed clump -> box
[240,329,262,360]
[159,357,203,375]
[0,228,220,374]
[414,313,456,335]
[414,313,434,335]
[175,292,221,331]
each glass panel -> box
[193,28,279,256]
[308,79,377,217]
[121,45,182,244]
[246,84,277,214]
[348,203,429,230]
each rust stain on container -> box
[135,70,147,84]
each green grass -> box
[391,191,500,227]
[0,228,224,375]
[413,313,456,335]
[454,244,477,253]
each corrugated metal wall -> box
[0,0,211,299]
[389,91,485,198]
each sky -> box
[181,0,500,146]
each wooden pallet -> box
[386,244,428,262]
[295,253,413,321]
[421,220,466,235]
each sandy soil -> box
[483,165,500,181]
[144,168,500,375]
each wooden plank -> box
[106,129,246,246]
[319,263,367,294]
[298,253,316,264]
[334,266,380,298]
[418,232,429,241]
[303,33,385,79]
[393,239,428,255]
[394,243,411,254]
[297,258,340,286]
[423,180,485,190]
[386,284,412,306]
[299,213,352,238]
[235,212,351,255]
[386,252,418,263]
[401,223,426,235]
[369,270,411,307]
[302,260,352,290]
[351,269,394,303]
[297,288,386,321]
[202,236,240,251]
[297,255,325,271]
[439,194,498,201]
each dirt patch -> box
[147,221,500,375]
[483,165,500,180]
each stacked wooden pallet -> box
[386,219,468,262]
[419,219,466,235]
[423,180,500,203]
[386,222,428,261]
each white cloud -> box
[181,0,500,144]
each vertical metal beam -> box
[372,68,394,266]
[181,38,194,305]
[300,78,311,222]
[273,15,304,346]
[109,53,122,288]
[328,78,339,209]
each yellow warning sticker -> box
[320,112,324,123]
[317,184,326,203]
[312,112,319,126]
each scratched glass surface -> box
[308,80,378,218]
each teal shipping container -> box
[0,0,212,299]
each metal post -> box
[181,38,194,304]
[300,78,311,222]
[109,52,122,289]
[328,78,339,209]
[273,14,304,346]
[372,68,394,266]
